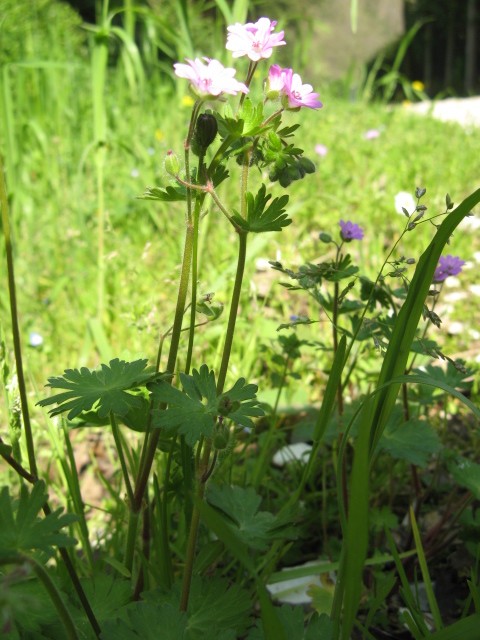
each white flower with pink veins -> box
[226,17,286,61]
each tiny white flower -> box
[394,191,416,216]
[29,332,43,347]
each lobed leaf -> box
[38,358,157,420]
[139,185,187,201]
[152,365,263,446]
[0,482,77,561]
[232,185,290,233]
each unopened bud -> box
[164,150,180,176]
[191,113,218,156]
[298,157,316,175]
[415,187,426,198]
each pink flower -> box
[173,57,249,99]
[265,63,285,98]
[364,129,380,140]
[315,144,328,157]
[226,17,285,61]
[266,65,322,110]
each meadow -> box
[1,2,480,638]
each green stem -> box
[251,356,290,488]
[185,149,206,375]
[179,439,212,612]
[0,156,38,477]
[126,104,202,571]
[110,412,134,506]
[5,553,81,640]
[179,157,250,611]
[216,231,248,394]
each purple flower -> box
[433,255,466,282]
[339,220,364,241]
[266,64,322,110]
[226,17,285,61]
[364,129,380,140]
[314,144,328,157]
[173,57,249,99]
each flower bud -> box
[415,187,426,198]
[297,157,316,175]
[191,113,218,156]
[164,150,180,176]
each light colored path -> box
[405,96,480,127]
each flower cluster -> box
[433,255,465,282]
[173,17,321,110]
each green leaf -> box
[238,98,265,136]
[101,602,188,639]
[139,185,187,202]
[428,614,480,640]
[206,484,295,551]
[246,608,332,640]
[152,365,263,446]
[413,362,473,392]
[38,358,157,420]
[139,577,251,639]
[448,455,480,499]
[0,482,77,561]
[232,185,290,233]
[380,416,442,467]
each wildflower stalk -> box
[109,411,134,506]
[0,157,37,478]
[126,104,201,573]
[332,245,348,513]
[179,155,250,611]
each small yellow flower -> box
[155,129,164,142]
[402,100,412,107]
[181,95,195,108]
[412,80,425,92]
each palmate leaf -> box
[139,185,187,202]
[142,576,251,640]
[101,602,188,640]
[0,481,76,561]
[231,185,290,233]
[206,484,296,551]
[103,576,250,640]
[151,365,263,447]
[38,358,157,420]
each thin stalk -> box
[216,230,248,394]
[25,554,80,640]
[91,29,109,321]
[126,105,204,575]
[179,157,251,611]
[251,356,290,488]
[179,439,212,611]
[332,246,348,514]
[110,412,134,506]
[185,148,206,375]
[0,157,37,477]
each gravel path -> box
[405,96,480,127]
